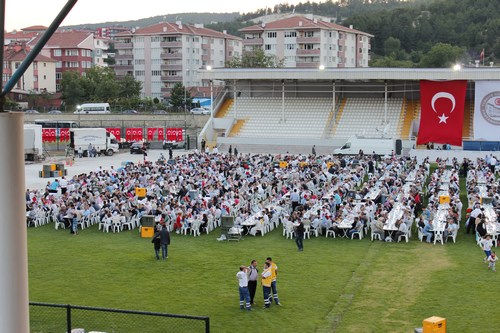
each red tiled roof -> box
[134,22,241,40]
[4,31,39,40]
[240,15,373,36]
[29,30,93,49]
[3,45,56,62]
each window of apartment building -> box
[53,49,61,56]
[234,41,239,47]
[305,31,314,38]
[134,48,144,56]
[267,32,277,38]
[211,49,214,55]
[152,59,161,65]
[304,44,315,50]
[338,45,343,51]
[329,31,337,38]
[351,58,354,64]
[167,70,177,76]
[2,74,9,82]
[64,61,79,68]
[285,44,295,50]
[33,62,38,70]
[56,72,62,80]
[65,49,78,56]
[210,38,214,44]
[33,76,38,82]
[284,31,297,38]
[135,36,144,42]
[194,37,199,43]
[15,62,20,69]
[202,38,208,44]
[264,44,274,51]
[135,70,145,76]
[219,39,223,45]
[359,47,363,53]
[338,32,343,39]
[135,59,145,65]
[220,50,223,56]
[329,44,337,50]
[329,56,336,62]
[56,61,62,68]
[186,36,190,42]
[56,84,61,91]
[151,70,161,76]
[151,36,161,42]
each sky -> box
[5,0,308,31]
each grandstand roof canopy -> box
[199,67,500,81]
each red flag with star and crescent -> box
[417,80,467,146]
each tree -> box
[60,70,86,107]
[419,43,465,68]
[383,37,401,57]
[118,75,142,99]
[226,48,284,68]
[169,82,192,110]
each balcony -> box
[113,65,133,71]
[115,42,133,49]
[296,36,320,44]
[160,64,183,71]
[242,38,263,46]
[160,52,182,60]
[114,53,133,60]
[160,41,182,48]
[201,44,210,50]
[161,87,172,94]
[160,75,182,82]
[296,49,320,55]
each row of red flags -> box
[41,127,184,143]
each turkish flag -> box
[59,128,70,142]
[125,128,133,141]
[42,129,51,142]
[147,128,157,141]
[417,80,467,146]
[106,128,121,141]
[176,128,183,141]
[134,128,143,141]
[166,128,174,141]
[157,128,164,141]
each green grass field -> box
[28,221,499,333]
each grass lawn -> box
[28,222,499,333]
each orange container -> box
[141,227,154,238]
[135,188,146,197]
[423,316,446,333]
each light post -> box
[207,66,213,119]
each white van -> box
[334,136,396,155]
[74,103,111,114]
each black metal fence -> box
[30,302,210,333]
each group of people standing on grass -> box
[236,257,280,311]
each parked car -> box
[130,142,146,154]
[190,107,210,115]
[152,110,168,115]
[48,110,62,114]
[24,109,39,114]
[122,109,138,114]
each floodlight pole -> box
[0,1,79,332]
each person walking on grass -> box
[158,224,170,260]
[266,257,281,306]
[295,221,304,251]
[236,266,252,311]
[152,232,161,260]
[261,262,272,309]
[481,235,493,263]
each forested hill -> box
[343,0,499,64]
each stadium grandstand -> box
[198,67,500,156]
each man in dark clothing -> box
[155,225,171,260]
[247,260,259,305]
[295,221,304,251]
[152,233,161,260]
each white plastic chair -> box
[447,229,458,243]
[434,231,444,245]
[397,230,410,243]
[325,228,336,238]
[350,228,363,240]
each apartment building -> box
[94,37,110,67]
[29,30,95,91]
[240,15,372,68]
[2,43,56,93]
[114,21,242,99]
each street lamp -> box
[207,66,213,119]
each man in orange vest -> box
[261,262,272,308]
[266,257,281,306]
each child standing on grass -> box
[487,252,498,272]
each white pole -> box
[234,80,237,120]
[332,81,336,123]
[210,80,214,120]
[384,81,388,124]
[0,112,30,333]
[281,80,285,122]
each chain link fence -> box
[30,302,210,333]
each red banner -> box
[417,80,467,146]
[42,128,56,143]
[106,128,121,141]
[157,128,164,141]
[166,127,183,141]
[59,128,70,142]
[147,128,157,141]
[125,128,143,142]
[175,127,183,142]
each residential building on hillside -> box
[2,42,56,93]
[95,26,131,40]
[29,30,95,91]
[113,21,242,100]
[3,26,46,45]
[94,37,110,67]
[239,15,372,68]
